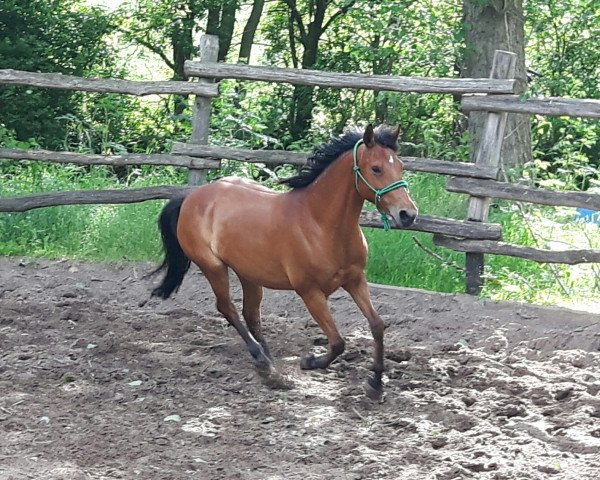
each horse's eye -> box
[371,166,382,174]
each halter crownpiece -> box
[353,139,409,231]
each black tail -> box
[149,195,191,299]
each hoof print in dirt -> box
[257,369,294,391]
[554,387,574,401]
[496,404,527,419]
[429,435,448,449]
[386,349,412,363]
[537,464,561,475]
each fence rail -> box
[170,143,499,178]
[0,148,220,169]
[446,177,600,211]
[1,38,599,295]
[0,185,502,240]
[184,62,518,94]
[462,94,600,119]
[0,68,219,97]
[1,144,497,179]
[434,235,600,265]
[0,186,190,212]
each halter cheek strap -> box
[353,139,409,231]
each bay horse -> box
[151,124,418,399]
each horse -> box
[150,124,418,399]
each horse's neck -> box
[302,151,364,231]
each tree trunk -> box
[238,0,265,63]
[283,0,356,140]
[206,7,220,37]
[372,33,394,124]
[289,34,319,140]
[462,0,531,168]
[206,2,238,62]
[218,0,238,62]
[288,0,326,140]
[170,10,195,118]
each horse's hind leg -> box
[239,276,272,360]
[201,262,272,370]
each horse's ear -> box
[363,124,375,147]
[392,124,402,142]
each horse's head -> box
[353,125,418,228]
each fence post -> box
[464,50,517,294]
[188,34,219,186]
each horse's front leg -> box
[343,276,385,400]
[298,289,345,370]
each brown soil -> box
[1,256,599,479]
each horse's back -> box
[181,176,281,217]
[217,175,277,194]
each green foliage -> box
[0,161,179,259]
[482,203,600,306]
[365,229,465,293]
[364,173,467,292]
[525,0,600,184]
[116,0,208,78]
[257,0,466,147]
[1,0,599,309]
[0,0,118,148]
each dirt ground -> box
[1,256,599,480]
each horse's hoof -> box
[300,354,318,370]
[364,377,384,402]
[254,356,273,371]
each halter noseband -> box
[353,139,409,231]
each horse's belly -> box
[236,264,294,290]
[215,234,291,289]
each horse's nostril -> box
[399,210,416,227]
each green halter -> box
[353,139,409,231]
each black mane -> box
[280,126,399,189]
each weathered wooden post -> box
[465,50,517,294]
[188,34,219,186]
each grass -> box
[364,171,467,293]
[1,163,598,310]
[0,162,173,260]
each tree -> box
[206,0,240,62]
[278,0,358,140]
[525,0,600,181]
[462,0,531,167]
[118,0,219,117]
[0,0,116,148]
[118,0,201,81]
[238,0,266,63]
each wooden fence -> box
[1,34,599,294]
